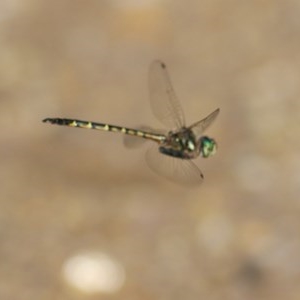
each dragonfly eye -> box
[200,136,217,158]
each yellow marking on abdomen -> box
[136,131,144,137]
[70,121,78,127]
[80,122,93,129]
[110,127,120,132]
[127,129,136,135]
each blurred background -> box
[1,0,300,299]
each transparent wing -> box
[149,60,185,130]
[188,108,220,137]
[145,144,203,186]
[123,135,148,149]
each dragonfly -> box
[43,60,219,185]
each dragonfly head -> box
[199,136,217,158]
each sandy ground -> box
[1,1,300,299]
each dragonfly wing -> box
[145,144,203,185]
[123,135,148,148]
[149,60,185,130]
[189,108,220,137]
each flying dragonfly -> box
[43,60,219,185]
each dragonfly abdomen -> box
[43,118,165,143]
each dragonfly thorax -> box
[159,128,199,159]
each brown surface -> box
[1,1,300,299]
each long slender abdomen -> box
[43,118,165,143]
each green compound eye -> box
[200,136,217,158]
